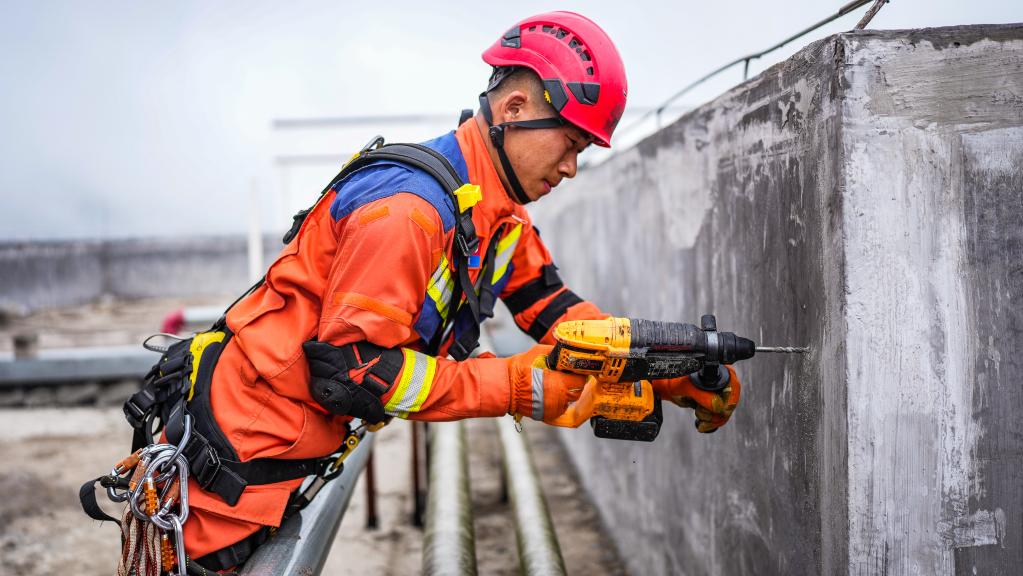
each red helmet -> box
[482,11,627,147]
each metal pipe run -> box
[238,432,376,576]
[0,345,156,387]
[497,417,567,576]
[422,421,477,576]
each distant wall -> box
[0,235,284,311]
[525,24,1023,576]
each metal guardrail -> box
[239,432,376,576]
[497,417,567,576]
[0,345,156,386]
[422,421,478,576]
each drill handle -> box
[688,364,731,392]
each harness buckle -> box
[454,234,469,257]
[123,391,154,429]
[449,339,472,362]
[192,444,222,490]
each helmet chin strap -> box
[479,93,564,205]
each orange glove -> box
[507,345,587,423]
[652,365,741,433]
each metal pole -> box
[239,432,376,576]
[855,0,889,29]
[497,417,567,576]
[421,421,478,576]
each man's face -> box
[486,90,594,203]
[504,121,592,202]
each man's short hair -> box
[486,66,556,114]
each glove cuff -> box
[510,365,542,419]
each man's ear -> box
[496,90,529,122]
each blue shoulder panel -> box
[329,131,468,232]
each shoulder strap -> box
[218,134,487,359]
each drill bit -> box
[756,346,809,354]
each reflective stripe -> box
[385,349,438,418]
[531,367,545,421]
[426,254,455,318]
[492,224,523,284]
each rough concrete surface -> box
[0,235,283,313]
[520,23,1023,576]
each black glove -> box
[302,340,388,424]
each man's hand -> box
[507,345,587,423]
[652,366,741,433]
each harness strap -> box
[194,525,272,572]
[279,138,486,360]
[171,422,321,506]
[477,223,506,320]
[447,229,496,360]
[79,475,125,525]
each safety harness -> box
[80,121,501,574]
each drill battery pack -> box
[590,397,663,442]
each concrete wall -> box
[526,24,1023,576]
[0,235,285,311]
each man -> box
[180,11,740,570]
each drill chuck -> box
[628,318,756,365]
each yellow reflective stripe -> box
[492,224,523,283]
[406,354,437,414]
[385,349,437,418]
[427,273,453,317]
[426,254,454,318]
[497,223,523,253]
[429,254,450,285]
[384,349,417,415]
[427,282,450,318]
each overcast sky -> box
[1,1,1018,240]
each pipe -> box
[238,432,375,576]
[497,417,567,576]
[422,421,477,576]
[411,420,425,526]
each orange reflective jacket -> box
[184,119,607,562]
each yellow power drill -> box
[545,314,805,441]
